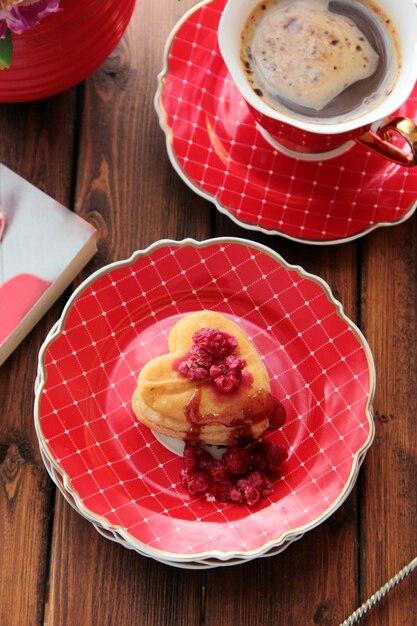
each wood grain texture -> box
[73,0,213,272]
[2,1,416,625]
[0,92,77,626]
[359,221,417,626]
[46,495,203,626]
[45,4,210,626]
[206,220,360,626]
[205,506,360,626]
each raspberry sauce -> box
[268,399,287,430]
[183,387,276,444]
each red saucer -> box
[155,0,417,244]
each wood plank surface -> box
[359,222,417,626]
[0,93,78,626]
[1,1,416,625]
[205,221,361,626]
[45,3,211,625]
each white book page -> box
[0,164,96,283]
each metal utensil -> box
[340,556,417,625]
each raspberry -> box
[235,471,274,506]
[207,458,229,482]
[211,475,236,502]
[210,355,243,392]
[180,467,211,495]
[194,446,215,471]
[189,345,214,368]
[178,359,209,381]
[211,374,238,393]
[268,400,286,430]
[182,444,198,471]
[253,441,288,478]
[192,328,237,359]
[250,447,267,473]
[180,440,287,507]
[229,485,245,503]
[235,476,261,507]
[176,327,245,393]
[222,446,253,475]
[247,470,274,496]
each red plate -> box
[155,0,417,245]
[35,238,375,563]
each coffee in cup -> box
[219,0,417,164]
[240,0,401,123]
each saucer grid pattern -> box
[157,0,417,244]
[36,240,374,561]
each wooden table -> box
[1,2,416,624]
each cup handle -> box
[356,117,417,167]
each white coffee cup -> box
[219,0,417,164]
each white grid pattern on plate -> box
[35,239,375,559]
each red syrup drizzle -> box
[180,398,287,507]
[268,399,287,430]
[176,326,288,505]
[183,387,276,444]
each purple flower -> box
[0,0,61,38]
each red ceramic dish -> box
[35,238,375,565]
[155,0,417,244]
[0,0,136,102]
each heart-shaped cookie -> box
[132,310,274,445]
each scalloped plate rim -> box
[34,236,376,563]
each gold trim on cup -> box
[357,116,417,166]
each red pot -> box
[0,0,136,102]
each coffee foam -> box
[242,0,400,121]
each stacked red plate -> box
[35,238,375,567]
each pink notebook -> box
[0,164,97,366]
